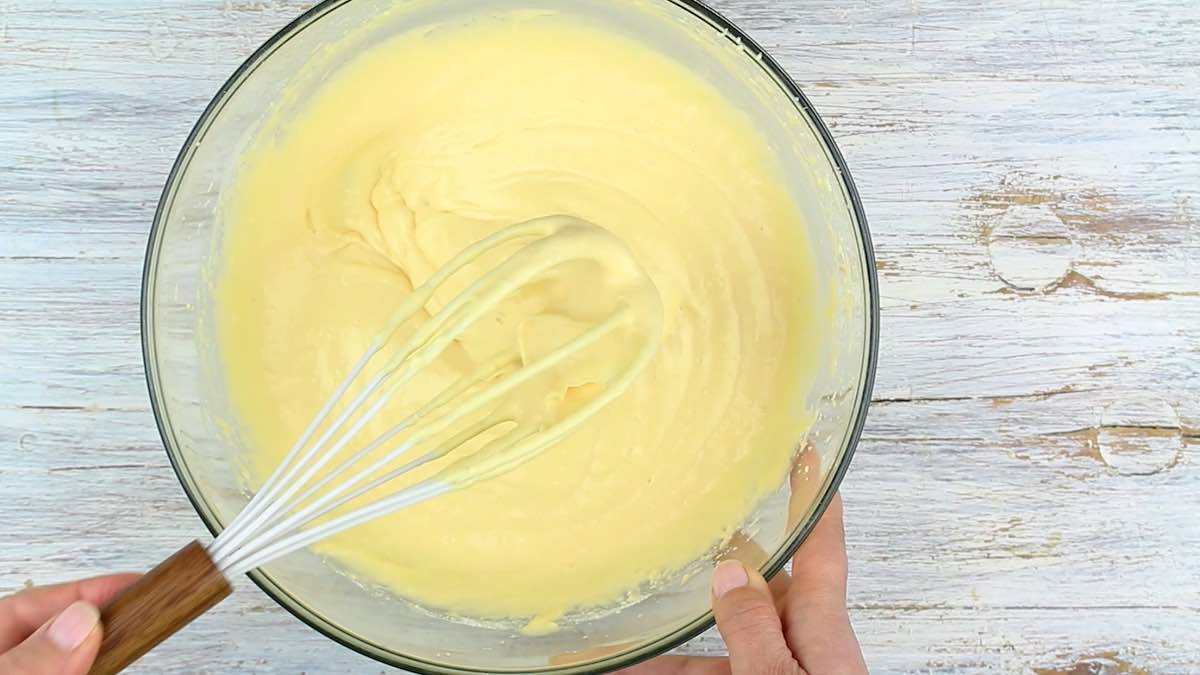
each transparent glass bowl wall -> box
[143,0,878,672]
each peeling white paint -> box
[0,0,1198,673]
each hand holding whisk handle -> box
[88,217,663,673]
[89,542,229,675]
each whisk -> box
[89,215,663,675]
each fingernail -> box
[47,601,99,651]
[712,560,749,598]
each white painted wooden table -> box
[2,1,1197,673]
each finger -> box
[766,566,792,605]
[0,600,103,675]
[0,574,139,651]
[787,445,823,530]
[721,532,790,604]
[789,493,848,605]
[711,561,802,675]
[783,494,867,674]
[618,654,731,675]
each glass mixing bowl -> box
[142,0,878,672]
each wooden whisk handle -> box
[89,540,232,675]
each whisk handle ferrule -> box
[88,540,232,675]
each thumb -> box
[711,561,802,675]
[0,601,102,675]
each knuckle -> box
[717,592,803,675]
[765,656,801,675]
[808,586,848,608]
[797,552,847,585]
[722,598,779,639]
[747,647,801,675]
[789,563,848,604]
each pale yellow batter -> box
[216,12,821,626]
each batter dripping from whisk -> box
[216,13,824,627]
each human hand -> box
[624,493,867,675]
[0,574,138,675]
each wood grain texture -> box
[1,0,1197,673]
[92,541,232,675]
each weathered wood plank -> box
[1,0,1197,673]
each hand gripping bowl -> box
[141,0,879,672]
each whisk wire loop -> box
[206,217,662,578]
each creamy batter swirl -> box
[216,12,821,626]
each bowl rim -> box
[141,0,880,672]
